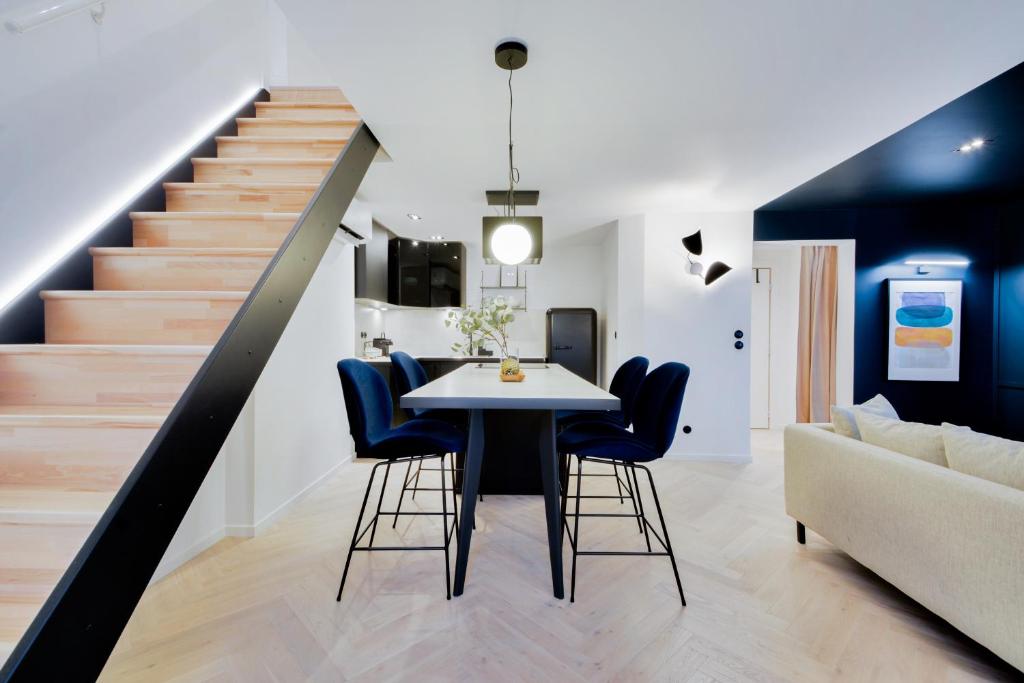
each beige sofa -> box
[784,423,1024,671]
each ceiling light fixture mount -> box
[494,40,528,70]
[681,229,732,286]
[406,213,422,221]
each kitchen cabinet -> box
[387,238,466,307]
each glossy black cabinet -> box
[387,238,466,307]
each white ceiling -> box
[275,0,1024,244]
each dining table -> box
[400,362,619,598]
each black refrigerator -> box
[546,308,598,383]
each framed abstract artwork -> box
[887,279,962,381]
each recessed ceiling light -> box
[430,234,444,240]
[407,213,422,221]
[411,240,419,246]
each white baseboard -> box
[226,455,349,538]
[151,526,226,583]
[663,451,752,464]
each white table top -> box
[400,363,620,411]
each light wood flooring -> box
[100,431,1020,682]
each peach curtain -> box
[796,246,838,423]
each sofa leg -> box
[796,521,806,545]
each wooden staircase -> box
[0,86,356,664]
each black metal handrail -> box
[1,123,380,682]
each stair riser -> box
[44,298,241,345]
[166,187,315,212]
[269,88,347,103]
[0,351,204,409]
[254,104,356,120]
[237,119,358,137]
[193,161,330,183]
[93,253,273,291]
[132,215,296,248]
[0,423,156,492]
[217,137,347,159]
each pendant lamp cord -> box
[506,57,519,221]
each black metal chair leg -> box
[392,460,414,529]
[440,453,452,600]
[621,460,644,533]
[367,461,393,548]
[639,464,686,607]
[629,464,652,552]
[337,460,385,601]
[410,460,423,500]
[612,462,625,504]
[449,453,460,543]
[560,454,570,544]
[570,455,583,603]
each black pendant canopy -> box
[495,40,528,70]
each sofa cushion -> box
[831,394,899,439]
[942,424,1024,491]
[854,412,947,467]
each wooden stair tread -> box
[215,135,349,144]
[0,344,212,355]
[0,410,166,426]
[0,488,111,518]
[0,405,170,418]
[236,117,358,125]
[90,247,277,257]
[192,158,334,166]
[163,182,320,191]
[130,211,300,220]
[40,290,247,301]
[256,101,354,111]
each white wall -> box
[0,0,271,311]
[643,213,753,461]
[752,240,856,429]
[251,236,355,529]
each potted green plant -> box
[445,298,522,379]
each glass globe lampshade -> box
[490,222,532,265]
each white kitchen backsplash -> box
[355,304,547,358]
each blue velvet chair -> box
[557,355,649,430]
[388,352,481,517]
[336,358,467,601]
[557,361,691,605]
[557,356,649,512]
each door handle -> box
[553,345,573,351]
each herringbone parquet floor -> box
[100,431,1019,682]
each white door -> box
[750,267,771,428]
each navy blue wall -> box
[995,201,1024,440]
[755,202,1002,432]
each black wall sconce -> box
[682,230,732,286]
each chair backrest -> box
[337,358,393,451]
[631,362,691,455]
[608,356,649,426]
[389,351,429,418]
